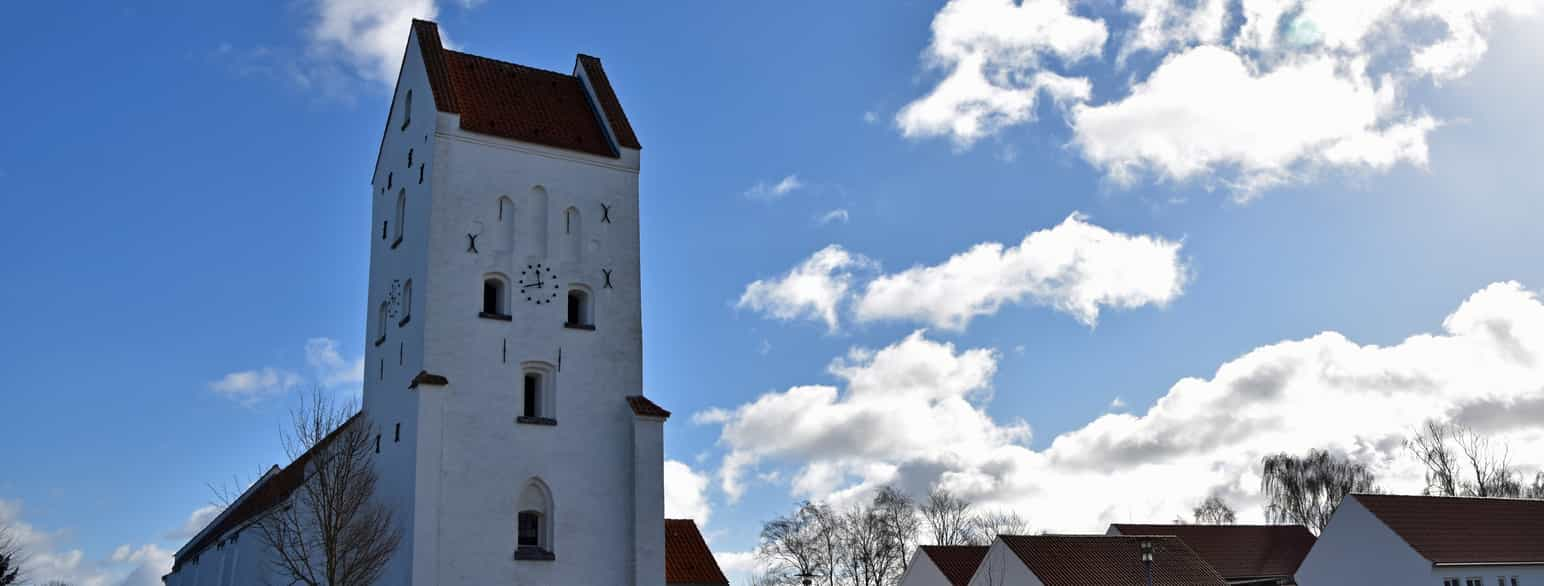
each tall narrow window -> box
[375,302,389,346]
[401,89,412,130]
[399,280,413,326]
[523,373,540,417]
[393,189,406,246]
[517,511,540,548]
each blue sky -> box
[3,1,1544,583]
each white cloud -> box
[742,214,1185,332]
[163,505,223,541]
[737,245,876,333]
[897,0,1106,146]
[209,367,303,406]
[899,0,1541,194]
[309,0,439,84]
[664,460,713,526]
[815,209,850,225]
[744,175,805,201]
[700,281,1544,530]
[305,337,365,388]
[714,550,771,584]
[0,499,170,586]
[1109,396,1127,410]
[212,337,364,405]
[855,213,1188,329]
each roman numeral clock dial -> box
[517,264,560,304]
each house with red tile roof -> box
[665,519,730,585]
[901,545,991,586]
[965,535,1227,586]
[1107,523,1315,585]
[1294,494,1544,586]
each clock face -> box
[517,263,560,305]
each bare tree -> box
[920,488,975,546]
[0,521,23,586]
[807,502,847,586]
[250,390,401,586]
[1261,449,1377,534]
[1192,494,1237,525]
[1527,472,1544,499]
[1407,421,1523,497]
[971,509,1029,543]
[841,503,897,586]
[757,502,828,585]
[872,486,920,578]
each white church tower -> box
[162,20,730,586]
[362,20,664,585]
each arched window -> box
[481,276,509,319]
[565,288,592,329]
[561,207,581,262]
[399,280,413,326]
[515,479,554,559]
[401,89,412,130]
[518,362,556,423]
[392,189,406,246]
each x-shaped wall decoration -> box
[600,203,613,224]
[466,233,479,253]
[602,269,613,289]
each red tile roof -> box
[999,535,1227,586]
[628,395,672,419]
[1354,493,1544,564]
[411,20,638,158]
[919,545,989,586]
[1109,524,1315,580]
[665,519,729,584]
[174,413,362,570]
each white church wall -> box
[898,551,954,586]
[414,102,646,585]
[362,27,438,586]
[1293,496,1433,585]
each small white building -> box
[164,18,713,585]
[1295,494,1544,586]
[900,545,989,586]
[965,535,1227,586]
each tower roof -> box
[410,19,641,158]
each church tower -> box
[363,20,666,585]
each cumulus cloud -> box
[0,498,171,586]
[737,245,877,333]
[855,213,1188,329]
[309,0,439,84]
[899,0,1540,194]
[209,367,303,405]
[700,281,1544,530]
[211,337,364,405]
[664,460,713,526]
[163,505,223,541]
[896,0,1106,146]
[744,175,805,201]
[739,214,1187,332]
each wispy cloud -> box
[814,208,850,225]
[743,175,805,202]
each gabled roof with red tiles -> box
[1108,524,1316,580]
[1353,493,1544,565]
[665,519,729,585]
[918,545,989,586]
[174,413,363,570]
[998,535,1227,586]
[628,395,672,419]
[410,20,639,158]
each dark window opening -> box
[374,434,381,454]
[382,221,388,240]
[401,90,412,131]
[523,374,540,417]
[483,279,506,317]
[517,511,540,549]
[407,148,414,168]
[394,423,401,442]
[387,172,393,190]
[419,163,424,184]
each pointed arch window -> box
[514,479,555,560]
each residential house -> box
[1107,523,1315,585]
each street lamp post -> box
[1140,540,1154,586]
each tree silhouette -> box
[1260,449,1377,534]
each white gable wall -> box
[967,541,1042,586]
[899,550,956,586]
